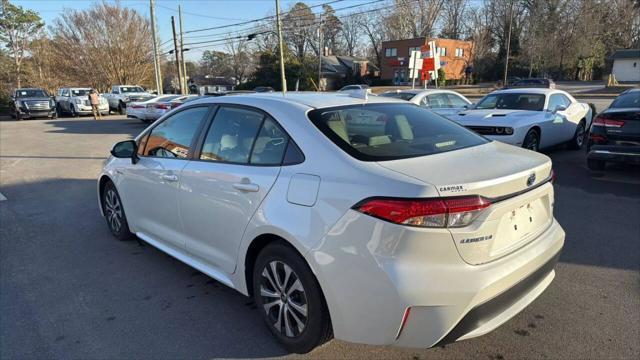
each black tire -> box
[70,104,78,118]
[522,128,540,152]
[102,181,134,241]
[252,242,332,353]
[587,158,605,171]
[569,121,586,150]
[118,102,125,115]
[56,104,62,117]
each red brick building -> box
[380,37,474,85]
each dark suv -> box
[11,88,57,120]
[586,88,640,171]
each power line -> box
[183,0,346,34]
[155,3,249,21]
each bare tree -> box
[0,0,43,88]
[357,9,385,69]
[339,15,360,57]
[440,0,467,40]
[283,2,316,61]
[225,37,254,84]
[49,2,154,91]
[384,0,445,39]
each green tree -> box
[0,0,43,88]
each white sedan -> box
[378,89,472,118]
[99,93,564,353]
[451,88,593,151]
[127,95,195,122]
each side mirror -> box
[552,105,567,113]
[111,140,138,163]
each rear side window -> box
[250,117,289,165]
[427,93,451,108]
[611,92,640,108]
[446,94,469,107]
[200,107,264,163]
[142,106,209,158]
[308,103,488,161]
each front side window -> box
[548,94,568,111]
[476,93,545,111]
[200,107,264,163]
[308,103,488,161]
[142,106,209,158]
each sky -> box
[14,0,375,61]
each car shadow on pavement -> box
[45,118,148,137]
[0,178,289,359]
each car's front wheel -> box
[102,181,134,241]
[569,121,586,150]
[70,104,78,118]
[118,102,126,115]
[253,242,332,353]
[523,129,540,152]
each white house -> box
[611,49,640,82]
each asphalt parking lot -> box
[1,100,639,359]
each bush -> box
[437,68,446,86]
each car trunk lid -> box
[598,108,640,145]
[377,141,554,264]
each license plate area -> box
[491,196,551,257]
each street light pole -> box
[171,16,183,94]
[503,0,514,86]
[275,0,287,96]
[149,0,162,94]
[317,13,323,92]
[179,5,188,94]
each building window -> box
[385,48,397,57]
[455,48,464,57]
[439,47,447,56]
[408,46,420,55]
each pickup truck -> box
[103,85,154,115]
[55,87,109,117]
[10,88,57,120]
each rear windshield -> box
[476,93,545,111]
[379,92,416,101]
[610,92,640,108]
[307,103,488,161]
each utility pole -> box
[275,0,287,96]
[171,16,184,94]
[179,5,188,94]
[150,0,162,94]
[503,0,514,86]
[317,13,323,92]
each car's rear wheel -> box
[587,158,605,171]
[253,242,332,353]
[523,129,540,151]
[118,102,125,115]
[569,121,586,150]
[102,181,134,241]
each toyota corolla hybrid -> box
[451,88,592,151]
[98,92,564,353]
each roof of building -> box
[612,49,640,59]
[321,55,378,76]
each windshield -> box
[120,86,145,93]
[379,92,416,101]
[610,92,640,108]
[308,103,488,161]
[475,93,545,111]
[71,89,90,96]
[16,89,49,98]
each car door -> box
[58,89,70,111]
[557,94,582,140]
[546,94,573,145]
[117,105,212,250]
[178,105,289,273]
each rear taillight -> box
[592,114,625,128]
[353,195,491,228]
[154,103,170,110]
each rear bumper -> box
[309,211,565,348]
[587,145,640,164]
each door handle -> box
[232,182,259,192]
[161,174,179,182]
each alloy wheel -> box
[104,189,123,233]
[575,126,585,147]
[524,132,539,151]
[260,261,309,338]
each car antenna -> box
[349,89,369,101]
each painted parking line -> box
[0,192,6,201]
